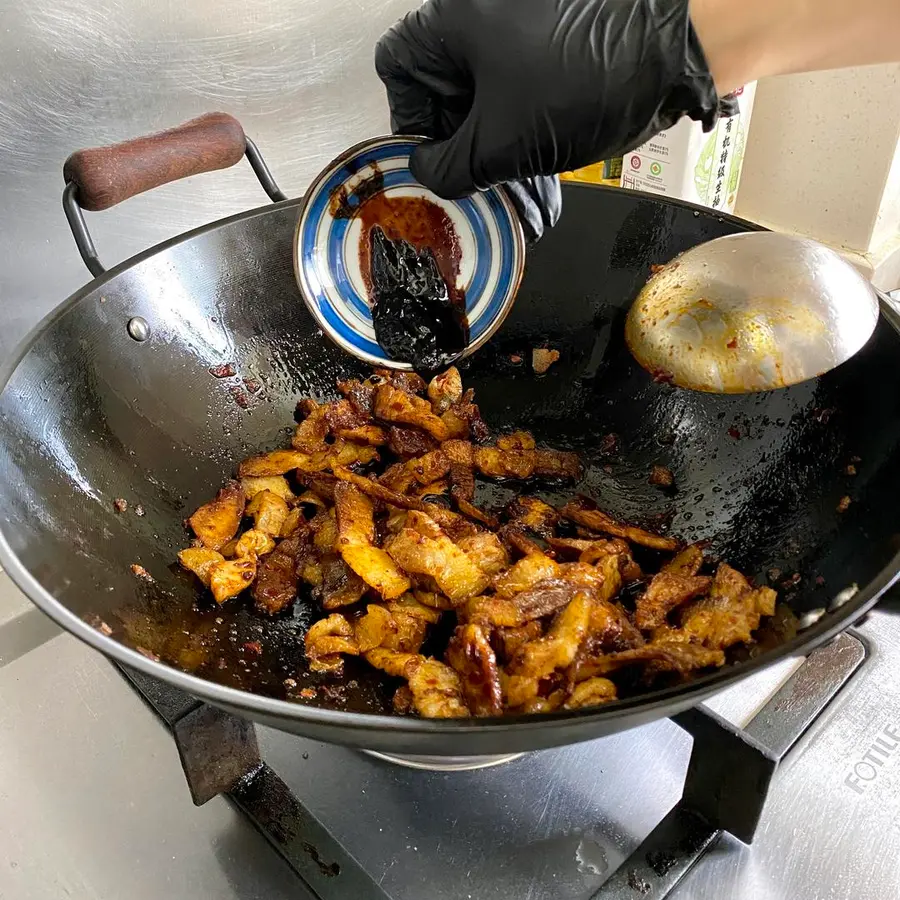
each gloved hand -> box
[375,0,735,241]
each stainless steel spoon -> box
[624,232,881,393]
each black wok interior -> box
[2,183,899,753]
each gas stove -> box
[3,568,899,900]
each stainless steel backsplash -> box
[0,0,415,360]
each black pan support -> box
[120,630,865,900]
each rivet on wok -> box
[127,317,150,342]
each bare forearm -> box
[691,0,900,93]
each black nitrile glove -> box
[375,0,735,241]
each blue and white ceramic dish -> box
[293,135,525,370]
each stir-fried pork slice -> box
[240,475,295,503]
[441,439,474,467]
[498,525,545,558]
[462,595,526,628]
[208,557,257,604]
[387,593,443,624]
[354,602,428,653]
[574,642,725,682]
[337,376,377,417]
[497,431,536,451]
[680,563,777,649]
[427,367,463,414]
[473,446,581,480]
[305,613,359,673]
[579,556,643,654]
[387,426,438,459]
[407,660,470,718]
[376,369,428,395]
[246,490,290,537]
[335,424,388,446]
[662,544,705,576]
[564,677,617,710]
[392,685,415,714]
[493,621,544,663]
[448,461,475,502]
[503,591,593,708]
[546,537,643,583]
[446,623,503,716]
[413,589,454,610]
[233,528,277,558]
[292,402,329,452]
[365,649,470,718]
[374,383,450,441]
[188,481,245,550]
[561,499,680,552]
[518,690,568,714]
[380,450,450,493]
[386,512,491,603]
[315,554,367,610]
[634,572,713,631]
[507,497,559,538]
[178,547,225,587]
[252,533,307,614]
[334,481,411,599]
[326,440,380,469]
[457,497,500,528]
[323,398,371,435]
[383,615,429,653]
[493,551,561,597]
[355,605,395,652]
[579,540,642,582]
[440,388,488,441]
[457,532,509,576]
[464,562,606,629]
[295,472,338,504]
[333,467,426,513]
[444,452,497,524]
[413,479,450,499]
[442,440,580,481]
[239,449,328,477]
[279,508,305,539]
[509,591,593,680]
[422,505,482,542]
[507,578,593,621]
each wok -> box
[2,113,899,757]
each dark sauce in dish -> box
[368,226,468,371]
[330,163,469,371]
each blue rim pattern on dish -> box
[293,136,525,369]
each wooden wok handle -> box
[63,112,247,212]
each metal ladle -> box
[624,232,882,393]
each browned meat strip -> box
[680,563,777,649]
[662,544,705,575]
[507,496,560,538]
[561,499,680,551]
[374,383,450,441]
[634,572,713,631]
[446,623,503,716]
[388,426,438,459]
[252,533,306,615]
[315,554,368,609]
[574,642,725,682]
